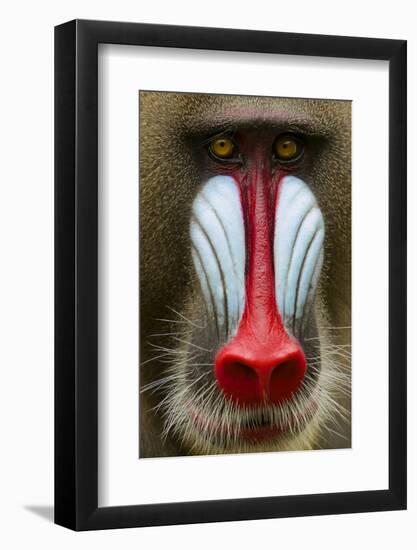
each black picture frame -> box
[55,19,407,531]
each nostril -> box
[269,354,306,403]
[223,361,258,389]
[218,360,261,405]
[225,361,258,382]
[271,359,299,380]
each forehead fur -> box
[140,91,351,138]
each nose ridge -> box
[211,168,308,407]
[215,337,306,406]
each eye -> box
[274,134,304,164]
[208,136,237,161]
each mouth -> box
[188,389,319,448]
[241,398,318,442]
[240,423,286,443]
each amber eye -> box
[274,135,304,164]
[209,136,236,160]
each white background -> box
[99,46,389,506]
[0,1,415,548]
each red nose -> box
[215,321,307,405]
[214,166,307,406]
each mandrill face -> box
[139,92,351,457]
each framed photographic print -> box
[55,19,407,530]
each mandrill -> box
[139,92,351,457]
